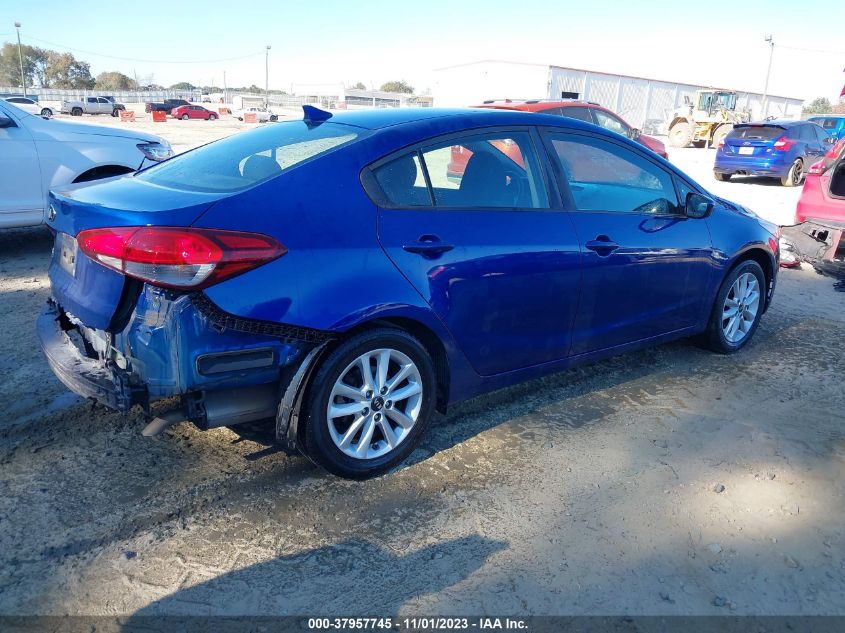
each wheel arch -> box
[726,246,776,312]
[72,164,135,184]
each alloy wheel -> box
[326,348,423,460]
[721,272,760,344]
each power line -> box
[17,34,266,65]
[777,44,845,56]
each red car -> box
[795,137,845,223]
[447,99,668,179]
[171,104,218,121]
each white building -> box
[434,60,805,127]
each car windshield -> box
[135,121,364,193]
[728,125,784,140]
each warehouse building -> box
[434,60,804,128]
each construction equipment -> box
[667,90,750,148]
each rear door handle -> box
[585,235,619,256]
[402,235,454,258]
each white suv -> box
[0,100,173,229]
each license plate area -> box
[58,233,78,276]
[738,147,754,155]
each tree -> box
[43,51,94,89]
[804,97,833,115]
[95,71,136,91]
[351,81,366,90]
[379,80,414,94]
[169,81,196,90]
[0,42,44,87]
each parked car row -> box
[36,106,779,479]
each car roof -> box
[319,107,583,130]
[738,120,805,127]
[808,115,845,120]
[472,99,602,113]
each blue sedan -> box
[39,107,779,478]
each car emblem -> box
[47,204,57,221]
[742,141,750,146]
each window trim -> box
[361,125,559,212]
[538,127,686,217]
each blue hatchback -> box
[39,107,779,478]
[714,120,833,186]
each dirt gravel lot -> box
[1,115,843,621]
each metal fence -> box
[547,67,804,130]
[0,86,201,104]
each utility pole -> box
[223,70,227,105]
[14,22,26,97]
[761,35,774,118]
[265,45,271,107]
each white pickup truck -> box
[60,96,126,117]
[0,100,172,229]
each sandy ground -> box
[1,117,843,620]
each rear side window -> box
[136,121,362,192]
[549,133,679,215]
[798,125,817,142]
[728,126,784,140]
[371,131,550,210]
[559,106,593,123]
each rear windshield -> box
[136,121,363,193]
[728,125,784,140]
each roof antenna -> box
[302,105,332,127]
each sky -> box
[3,0,844,102]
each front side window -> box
[98,98,109,104]
[549,133,679,215]
[592,110,630,136]
[136,121,362,193]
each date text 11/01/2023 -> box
[307,617,529,630]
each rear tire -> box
[71,108,82,116]
[669,121,693,148]
[40,108,52,117]
[302,328,436,479]
[701,260,766,354]
[714,172,732,182]
[711,124,733,149]
[781,159,804,187]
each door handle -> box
[585,235,619,256]
[402,235,454,258]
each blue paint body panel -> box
[40,108,779,411]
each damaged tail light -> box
[773,136,795,151]
[77,227,286,289]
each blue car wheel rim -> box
[722,272,760,344]
[327,348,423,460]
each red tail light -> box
[718,138,725,149]
[773,136,794,151]
[77,227,286,289]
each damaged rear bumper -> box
[37,300,147,412]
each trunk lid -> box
[47,174,229,331]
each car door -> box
[97,97,111,114]
[85,97,99,113]
[542,129,714,356]
[370,128,582,376]
[0,104,44,225]
[802,124,826,164]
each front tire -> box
[181,114,189,120]
[701,260,766,354]
[711,124,732,149]
[669,121,693,148]
[302,329,436,479]
[40,108,52,117]
[781,159,804,187]
[208,113,217,120]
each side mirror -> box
[824,136,836,145]
[685,192,713,219]
[629,128,641,140]
[0,115,15,129]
